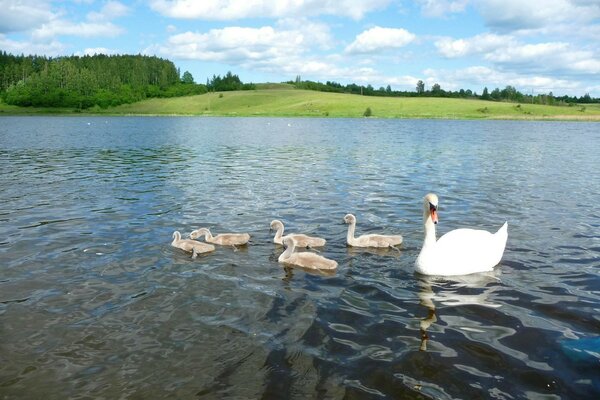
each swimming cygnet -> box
[190,227,250,246]
[171,231,215,258]
[343,213,403,248]
[278,237,337,270]
[270,219,326,248]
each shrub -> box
[363,107,372,117]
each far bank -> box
[2,89,600,121]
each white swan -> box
[171,231,215,258]
[278,237,337,270]
[343,213,403,248]
[189,227,250,246]
[415,193,508,276]
[270,219,326,248]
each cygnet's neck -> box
[273,225,284,242]
[346,221,356,244]
[279,241,295,261]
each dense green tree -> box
[481,87,490,100]
[207,71,255,91]
[416,80,425,94]
[181,71,194,84]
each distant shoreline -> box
[2,89,600,121]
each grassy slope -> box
[2,88,600,120]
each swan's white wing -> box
[432,228,502,275]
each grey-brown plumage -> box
[343,213,403,248]
[171,231,215,258]
[190,227,250,246]
[278,237,337,270]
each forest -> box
[0,52,210,108]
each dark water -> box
[1,116,599,399]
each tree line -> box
[2,49,597,108]
[288,76,599,105]
[0,50,261,108]
[0,52,208,108]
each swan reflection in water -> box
[417,271,502,351]
[282,264,337,284]
[346,245,402,258]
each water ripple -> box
[0,117,599,399]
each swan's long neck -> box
[203,229,213,240]
[422,212,437,248]
[346,221,356,244]
[279,241,295,262]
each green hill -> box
[2,88,600,120]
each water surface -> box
[1,117,599,399]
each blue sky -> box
[1,0,599,96]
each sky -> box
[1,0,599,97]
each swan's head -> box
[270,220,283,230]
[423,193,439,224]
[190,228,209,239]
[172,231,181,240]
[343,214,356,224]
[282,236,295,249]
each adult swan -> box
[415,193,508,276]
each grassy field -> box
[2,87,600,120]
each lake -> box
[1,116,599,399]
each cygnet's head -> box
[270,220,283,230]
[282,236,295,248]
[343,214,356,224]
[189,227,209,239]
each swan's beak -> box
[429,203,438,224]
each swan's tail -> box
[495,222,509,259]
[496,222,508,238]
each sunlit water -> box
[1,116,599,399]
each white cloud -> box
[435,32,600,76]
[345,26,416,54]
[80,47,119,56]
[0,0,54,33]
[149,20,333,64]
[87,1,130,21]
[149,0,391,20]
[276,18,334,50]
[31,20,124,40]
[0,33,65,56]
[416,0,469,17]
[474,0,600,33]
[435,33,513,58]
[154,26,303,62]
